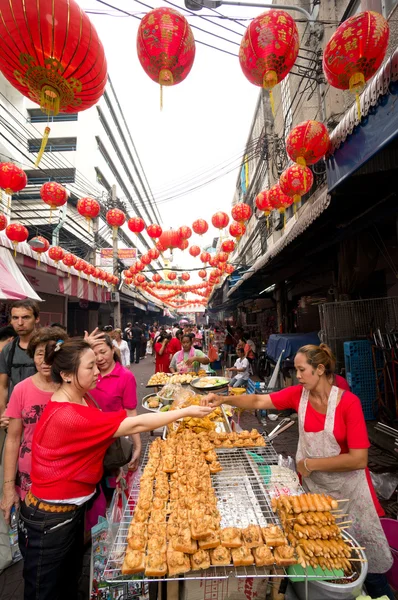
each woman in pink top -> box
[91,335,141,470]
[0,327,68,521]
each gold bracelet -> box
[3,479,15,485]
[304,459,313,474]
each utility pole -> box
[111,184,121,328]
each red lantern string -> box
[40,182,68,223]
[77,197,100,232]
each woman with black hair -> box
[17,337,213,600]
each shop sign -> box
[99,248,137,266]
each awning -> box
[327,47,398,191]
[58,276,109,303]
[134,300,147,311]
[228,189,330,297]
[147,302,161,313]
[0,246,42,301]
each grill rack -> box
[104,442,364,584]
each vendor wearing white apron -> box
[202,343,394,600]
[169,334,210,374]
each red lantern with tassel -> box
[189,245,201,257]
[178,239,189,251]
[148,247,160,261]
[192,219,208,236]
[168,272,177,281]
[178,225,192,240]
[211,212,229,230]
[93,267,101,283]
[181,272,190,281]
[141,253,151,266]
[286,121,330,166]
[124,277,133,286]
[77,197,100,231]
[74,259,86,279]
[106,209,125,239]
[152,274,161,284]
[83,263,94,279]
[105,273,113,285]
[128,217,145,235]
[323,11,389,118]
[0,214,7,231]
[279,164,313,208]
[209,256,219,268]
[239,10,299,115]
[48,246,64,263]
[62,253,77,275]
[0,0,107,166]
[255,189,273,217]
[147,223,162,240]
[269,184,294,220]
[135,260,145,272]
[229,221,246,241]
[231,202,252,225]
[225,264,234,275]
[137,7,196,108]
[221,239,235,254]
[29,236,50,265]
[217,252,229,263]
[135,274,146,286]
[40,182,68,221]
[0,163,27,209]
[158,230,182,253]
[6,223,28,255]
[200,251,211,264]
[198,269,207,279]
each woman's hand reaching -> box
[200,393,223,408]
[183,405,214,419]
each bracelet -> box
[3,479,15,485]
[304,459,313,474]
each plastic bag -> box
[370,471,398,500]
[146,340,152,355]
[208,343,218,363]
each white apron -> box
[296,386,393,573]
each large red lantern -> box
[83,263,94,279]
[141,253,151,266]
[128,217,145,235]
[168,272,177,281]
[137,8,196,108]
[217,252,229,263]
[286,121,330,167]
[279,164,314,207]
[200,251,211,264]
[211,212,229,230]
[239,10,299,114]
[178,226,192,240]
[135,274,146,286]
[40,182,68,221]
[209,256,219,268]
[0,163,27,209]
[189,245,201,258]
[158,230,182,255]
[74,259,86,278]
[323,11,389,117]
[62,253,77,275]
[6,223,28,255]
[148,247,160,261]
[225,264,235,275]
[269,184,294,215]
[48,246,64,264]
[152,274,161,284]
[221,239,235,254]
[77,197,100,231]
[255,190,273,217]
[192,219,208,236]
[229,221,246,240]
[181,272,190,282]
[198,269,207,279]
[135,260,145,272]
[29,236,50,265]
[0,214,7,231]
[231,202,252,225]
[178,239,189,251]
[147,223,162,240]
[106,209,126,239]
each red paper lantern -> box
[148,247,160,261]
[269,184,294,213]
[211,212,229,230]
[48,246,64,263]
[192,219,208,236]
[152,274,161,284]
[221,239,235,254]
[124,277,133,286]
[135,260,145,272]
[77,197,100,230]
[40,182,68,221]
[93,267,101,280]
[83,263,94,278]
[181,272,190,281]
[168,272,177,281]
[286,121,330,167]
[229,221,246,240]
[74,259,86,276]
[0,214,7,231]
[217,252,229,263]
[141,253,151,266]
[279,164,314,205]
[239,10,299,112]
[62,253,77,270]
[178,239,189,251]
[200,251,211,264]
[189,245,201,258]
[198,269,207,279]
[30,236,50,264]
[107,209,125,239]
[255,190,273,216]
[105,273,113,284]
[158,230,182,251]
[0,163,27,195]
[323,12,389,105]
[178,225,192,240]
[6,223,28,254]
[137,8,195,105]
[128,217,145,235]
[231,202,252,225]
[147,223,162,239]
[0,1,107,116]
[209,256,219,268]
[225,264,234,275]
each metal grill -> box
[104,443,364,585]
[319,297,398,367]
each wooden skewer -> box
[334,514,349,519]
[337,520,353,526]
[339,525,351,530]
[336,498,350,503]
[349,546,366,550]
[348,558,367,562]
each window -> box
[28,137,77,153]
[382,0,398,16]
[281,75,292,140]
[27,109,78,123]
[25,168,76,185]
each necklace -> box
[60,387,82,405]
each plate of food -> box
[190,376,230,390]
[142,393,164,413]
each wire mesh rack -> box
[103,442,365,585]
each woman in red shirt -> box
[202,343,393,600]
[17,337,213,600]
[154,332,172,373]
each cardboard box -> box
[180,576,269,600]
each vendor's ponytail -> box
[297,343,336,376]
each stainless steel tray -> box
[141,393,165,413]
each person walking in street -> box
[154,332,173,374]
[168,328,182,356]
[0,327,68,522]
[227,347,250,388]
[130,322,142,365]
[15,337,213,600]
[112,328,131,367]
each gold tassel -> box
[355,93,361,120]
[34,126,51,167]
[13,242,17,257]
[269,90,275,117]
[37,256,41,267]
[86,217,91,233]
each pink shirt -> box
[5,377,53,499]
[90,361,137,413]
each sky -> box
[80,0,261,279]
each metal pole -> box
[112,184,121,328]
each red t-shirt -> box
[168,338,182,355]
[154,342,172,373]
[270,384,384,517]
[31,400,126,500]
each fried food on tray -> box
[167,548,191,576]
[204,450,217,463]
[147,535,167,554]
[242,524,263,548]
[127,533,147,552]
[253,545,274,567]
[122,550,145,575]
[198,530,220,550]
[231,546,254,567]
[274,545,297,566]
[261,525,287,547]
[127,522,146,540]
[145,552,167,577]
[210,545,231,566]
[209,461,223,474]
[190,549,210,570]
[221,527,243,548]
[172,528,198,554]
[147,373,169,386]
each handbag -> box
[86,394,133,470]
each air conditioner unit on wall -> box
[111,292,120,303]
